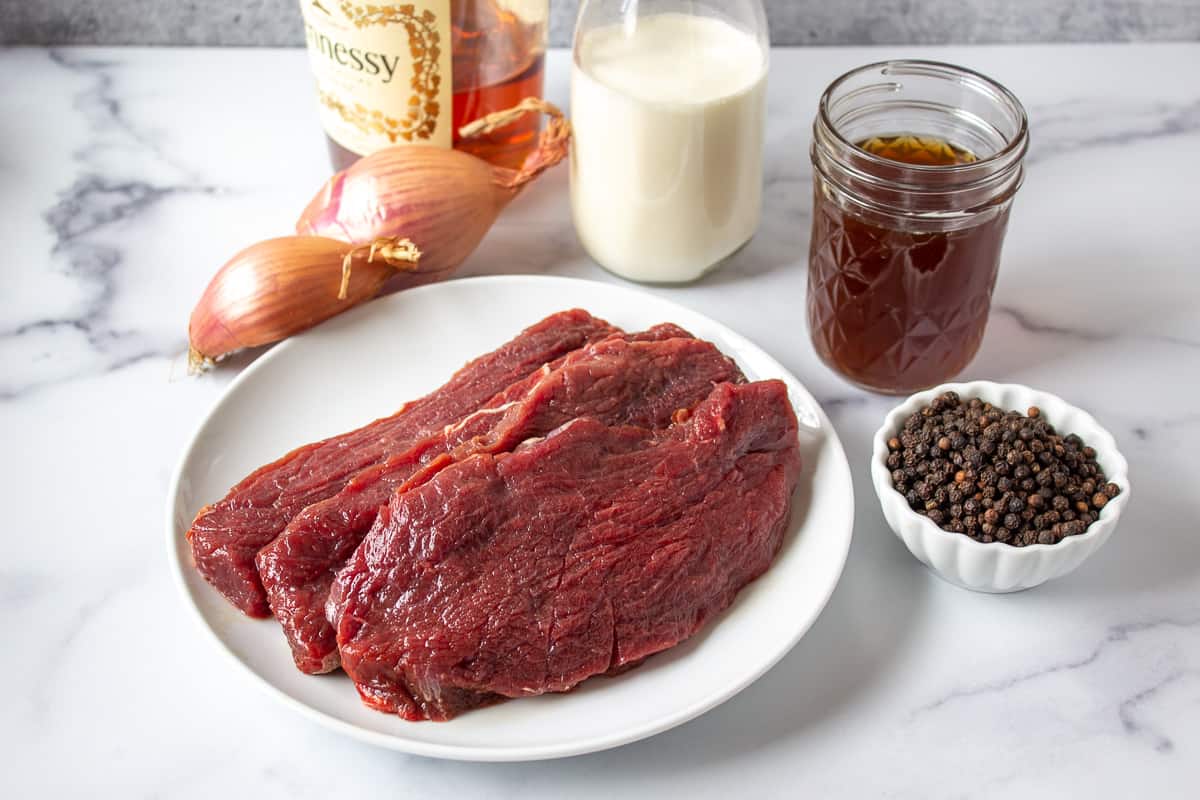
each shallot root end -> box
[187,345,215,376]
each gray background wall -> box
[2,0,1198,46]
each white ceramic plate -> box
[167,275,853,761]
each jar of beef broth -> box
[807,60,1029,395]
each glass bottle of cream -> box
[570,0,769,284]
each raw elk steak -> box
[187,309,619,616]
[329,379,802,721]
[257,327,744,674]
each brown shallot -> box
[187,99,570,375]
[297,98,570,272]
[187,236,422,373]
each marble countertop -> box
[4,43,1198,797]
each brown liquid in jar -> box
[807,134,1011,394]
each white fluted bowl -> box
[871,381,1130,593]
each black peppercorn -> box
[1062,520,1087,536]
[887,392,1120,548]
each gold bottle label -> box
[300,0,452,156]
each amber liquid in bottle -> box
[326,0,546,171]
[808,134,1011,394]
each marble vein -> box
[812,394,874,413]
[991,305,1200,349]
[1026,97,1200,166]
[1116,669,1197,753]
[47,49,203,178]
[911,617,1200,738]
[27,572,143,715]
[2,49,224,400]
[1131,413,1200,442]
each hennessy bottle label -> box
[300,0,453,155]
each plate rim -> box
[165,274,854,761]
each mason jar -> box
[807,60,1029,395]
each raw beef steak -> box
[187,309,618,616]
[258,327,743,673]
[329,380,802,721]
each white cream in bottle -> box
[569,13,767,283]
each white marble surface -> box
[3,44,1199,796]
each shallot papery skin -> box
[296,99,572,270]
[296,146,514,275]
[189,101,571,373]
[187,236,421,372]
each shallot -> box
[297,98,570,267]
[187,99,570,374]
[187,236,421,373]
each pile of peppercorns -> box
[886,391,1121,546]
